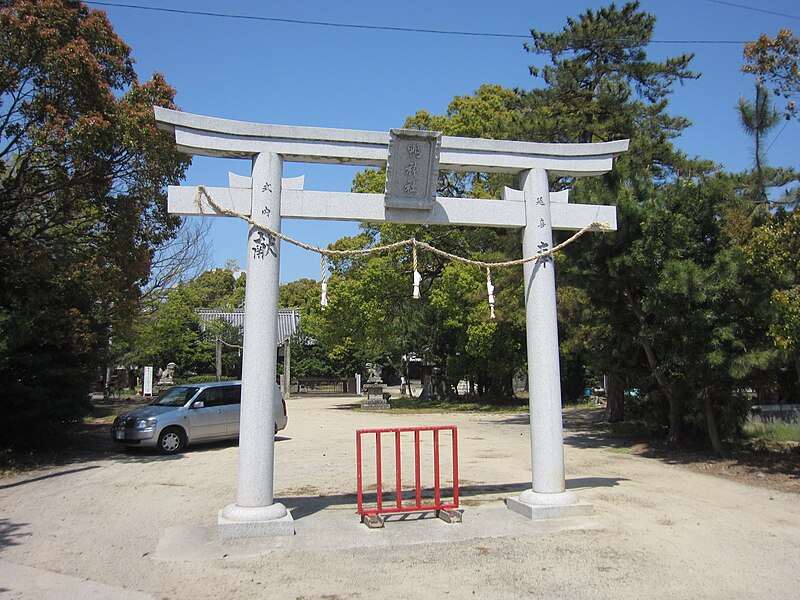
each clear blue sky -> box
[89,0,799,283]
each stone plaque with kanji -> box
[384,128,441,210]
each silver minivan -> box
[111,381,287,455]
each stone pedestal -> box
[362,384,389,411]
[506,491,593,520]
[218,503,295,539]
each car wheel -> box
[157,427,185,455]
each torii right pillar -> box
[507,168,593,519]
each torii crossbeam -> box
[155,107,628,538]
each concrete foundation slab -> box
[506,496,594,520]
[218,511,295,540]
[156,502,596,562]
[0,559,153,599]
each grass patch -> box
[745,422,800,443]
[386,395,528,414]
[564,400,597,410]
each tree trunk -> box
[434,373,449,401]
[418,367,433,401]
[703,393,725,457]
[488,375,503,400]
[640,333,682,442]
[404,362,415,398]
[667,395,682,444]
[624,286,682,443]
[603,374,625,423]
[502,372,514,399]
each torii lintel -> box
[154,107,629,177]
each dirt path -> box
[1,396,798,599]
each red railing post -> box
[356,426,459,521]
[356,431,363,514]
[395,430,402,509]
[452,427,459,507]
[375,431,382,512]
[414,429,421,508]
[433,428,441,507]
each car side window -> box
[222,385,242,406]
[195,387,223,408]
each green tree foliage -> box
[317,91,528,398]
[522,1,699,178]
[125,268,246,377]
[311,2,730,413]
[278,277,337,378]
[536,5,797,449]
[743,29,800,122]
[0,0,190,446]
[427,261,524,397]
[745,210,800,356]
[522,1,733,441]
[737,45,799,209]
[279,277,319,312]
[737,85,782,204]
[734,86,798,212]
[314,1,792,453]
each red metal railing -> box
[356,426,459,517]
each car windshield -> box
[150,386,199,407]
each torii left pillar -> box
[218,152,295,538]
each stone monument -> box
[156,362,176,387]
[362,362,389,411]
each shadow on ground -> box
[328,401,361,411]
[489,406,799,492]
[0,414,294,476]
[281,476,627,520]
[0,518,30,552]
[630,441,800,488]
[5,402,796,494]
[563,407,800,491]
[0,465,102,491]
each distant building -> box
[196,308,301,397]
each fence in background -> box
[291,377,356,395]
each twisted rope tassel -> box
[411,240,422,299]
[320,254,329,309]
[486,267,496,319]
[194,185,608,268]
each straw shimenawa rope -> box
[194,185,610,268]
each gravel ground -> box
[1,395,798,599]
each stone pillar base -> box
[361,401,390,411]
[506,490,593,520]
[362,384,389,410]
[218,503,295,539]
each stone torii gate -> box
[155,107,628,538]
